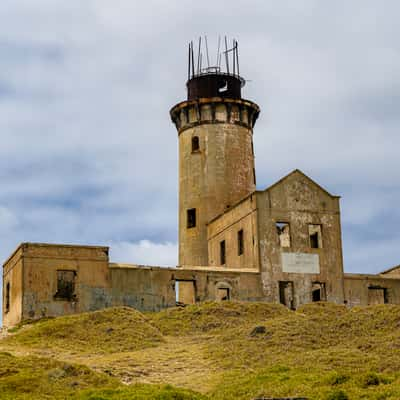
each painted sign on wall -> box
[281,253,320,274]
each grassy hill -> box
[1,302,400,399]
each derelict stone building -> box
[3,40,400,327]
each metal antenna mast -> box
[187,36,243,80]
[205,36,210,69]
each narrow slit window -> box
[275,222,291,248]
[187,208,196,228]
[191,136,200,152]
[309,224,322,248]
[5,282,10,313]
[220,240,226,265]
[237,229,244,255]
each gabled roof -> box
[258,169,340,199]
[380,264,400,275]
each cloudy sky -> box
[0,1,399,279]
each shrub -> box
[326,389,349,400]
[359,372,380,388]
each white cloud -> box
[110,240,178,267]
[0,0,399,276]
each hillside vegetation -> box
[1,302,400,399]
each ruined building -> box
[3,40,400,327]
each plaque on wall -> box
[281,252,320,274]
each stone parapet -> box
[170,97,260,135]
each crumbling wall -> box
[256,170,345,307]
[344,274,400,306]
[20,243,111,322]
[2,246,24,327]
[207,194,259,270]
[109,264,267,310]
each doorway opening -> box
[175,280,196,305]
[279,281,294,310]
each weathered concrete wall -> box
[2,246,24,327]
[207,194,259,270]
[171,98,259,267]
[109,264,267,309]
[20,243,111,322]
[256,170,345,307]
[2,242,268,327]
[344,274,400,306]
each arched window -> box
[191,136,200,152]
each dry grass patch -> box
[3,307,164,355]
[149,301,289,335]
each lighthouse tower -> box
[170,38,260,267]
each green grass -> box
[0,352,206,400]
[3,306,164,355]
[78,385,208,400]
[148,301,289,335]
[3,302,400,399]
[0,351,117,399]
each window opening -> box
[276,222,291,248]
[217,288,230,301]
[312,282,326,302]
[237,229,244,255]
[309,224,323,248]
[312,289,321,302]
[5,282,10,313]
[191,136,200,152]
[220,240,226,265]
[187,208,196,228]
[54,270,76,301]
[279,281,294,310]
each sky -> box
[0,0,399,287]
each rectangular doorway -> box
[217,288,230,301]
[312,282,327,302]
[176,280,196,305]
[279,281,294,309]
[368,287,387,305]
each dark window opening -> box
[54,270,76,301]
[237,229,244,255]
[276,222,291,248]
[253,167,256,185]
[187,208,196,228]
[220,240,226,265]
[5,282,10,313]
[279,281,294,310]
[312,289,321,302]
[217,287,230,301]
[309,224,322,248]
[191,136,200,152]
[310,233,319,248]
[312,282,326,302]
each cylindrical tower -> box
[170,39,260,267]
